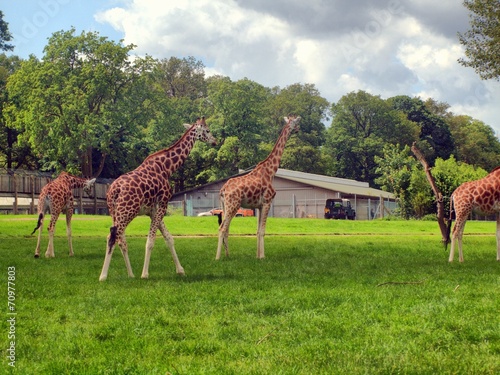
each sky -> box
[3,0,500,133]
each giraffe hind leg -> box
[256,205,271,259]
[66,205,74,256]
[45,212,60,258]
[496,214,500,261]
[216,211,236,260]
[158,220,185,276]
[449,217,466,262]
[99,226,134,281]
[34,213,44,258]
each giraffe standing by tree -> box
[99,117,217,281]
[447,166,500,262]
[216,115,301,260]
[32,172,96,258]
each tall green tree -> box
[458,0,500,80]
[325,91,419,185]
[0,54,37,169]
[375,144,419,218]
[267,83,329,174]
[148,56,211,191]
[204,76,270,179]
[389,95,454,165]
[5,28,156,177]
[0,11,13,52]
[447,115,500,171]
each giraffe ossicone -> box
[447,166,500,262]
[32,172,96,258]
[216,115,301,260]
[99,117,217,281]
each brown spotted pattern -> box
[449,166,500,262]
[99,117,217,281]
[33,172,96,258]
[216,115,301,260]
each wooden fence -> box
[0,171,110,215]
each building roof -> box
[173,168,394,200]
[275,169,395,199]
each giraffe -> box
[216,115,301,260]
[99,117,217,281]
[447,166,500,262]
[32,172,96,258]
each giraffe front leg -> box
[158,220,185,276]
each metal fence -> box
[178,194,397,220]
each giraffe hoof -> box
[34,254,40,258]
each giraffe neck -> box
[255,122,293,176]
[59,173,90,189]
[144,124,197,177]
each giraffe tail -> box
[216,212,222,226]
[444,196,454,250]
[31,213,44,235]
[108,226,118,249]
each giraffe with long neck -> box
[32,172,96,258]
[447,166,500,262]
[216,115,301,260]
[99,117,217,281]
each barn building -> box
[170,168,396,220]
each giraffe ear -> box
[284,116,288,122]
[183,123,192,130]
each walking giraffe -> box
[99,117,217,281]
[32,172,96,258]
[216,115,301,260]
[447,166,500,262]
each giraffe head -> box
[284,115,301,133]
[183,116,217,146]
[83,178,96,196]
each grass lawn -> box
[0,215,499,374]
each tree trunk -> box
[411,142,448,243]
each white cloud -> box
[94,0,500,132]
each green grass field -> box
[1,215,499,374]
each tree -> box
[5,28,157,177]
[267,83,329,147]
[204,76,270,178]
[0,11,13,52]
[325,91,419,186]
[458,0,500,80]
[388,95,455,165]
[280,137,329,175]
[447,114,500,171]
[262,83,329,174]
[0,54,37,169]
[375,144,419,218]
[154,56,206,100]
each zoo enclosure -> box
[0,170,109,214]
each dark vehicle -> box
[324,198,356,220]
